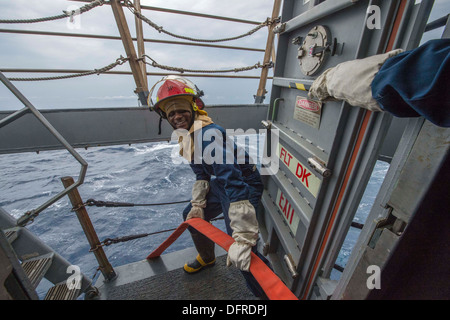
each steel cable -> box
[125,0,272,43]
[0,0,105,24]
[7,56,129,81]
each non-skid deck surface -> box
[108,256,257,300]
[95,248,258,300]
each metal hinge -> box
[284,254,299,279]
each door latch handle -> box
[308,157,331,178]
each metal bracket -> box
[262,242,270,256]
[261,120,272,130]
[137,90,149,106]
[273,22,286,34]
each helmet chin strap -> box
[188,108,195,129]
[158,115,163,135]
[185,104,196,130]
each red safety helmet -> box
[148,75,205,118]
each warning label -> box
[293,96,322,129]
[277,143,321,198]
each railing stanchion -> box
[61,176,117,282]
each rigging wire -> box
[88,215,225,282]
[0,0,272,44]
[82,198,225,251]
[89,217,225,252]
[0,0,105,24]
[83,198,190,208]
[140,54,273,74]
[124,0,273,43]
[5,54,272,81]
[2,0,274,81]
[7,56,130,81]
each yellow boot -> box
[183,233,216,274]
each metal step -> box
[44,281,80,300]
[3,227,20,244]
[21,252,54,289]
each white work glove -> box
[308,49,403,111]
[226,200,259,272]
[186,180,209,220]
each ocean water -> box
[0,139,388,299]
[331,160,389,281]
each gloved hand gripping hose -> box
[186,180,209,220]
[226,200,259,272]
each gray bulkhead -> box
[258,0,448,300]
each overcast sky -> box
[0,0,273,110]
[0,0,448,111]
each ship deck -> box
[92,247,259,300]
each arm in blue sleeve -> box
[206,128,249,203]
[372,39,450,127]
[212,162,249,203]
[190,163,210,181]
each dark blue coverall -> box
[182,123,270,297]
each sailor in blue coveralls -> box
[148,75,270,297]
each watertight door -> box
[258,0,434,299]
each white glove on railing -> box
[226,200,259,272]
[186,180,209,220]
[308,49,403,111]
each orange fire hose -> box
[147,218,298,300]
